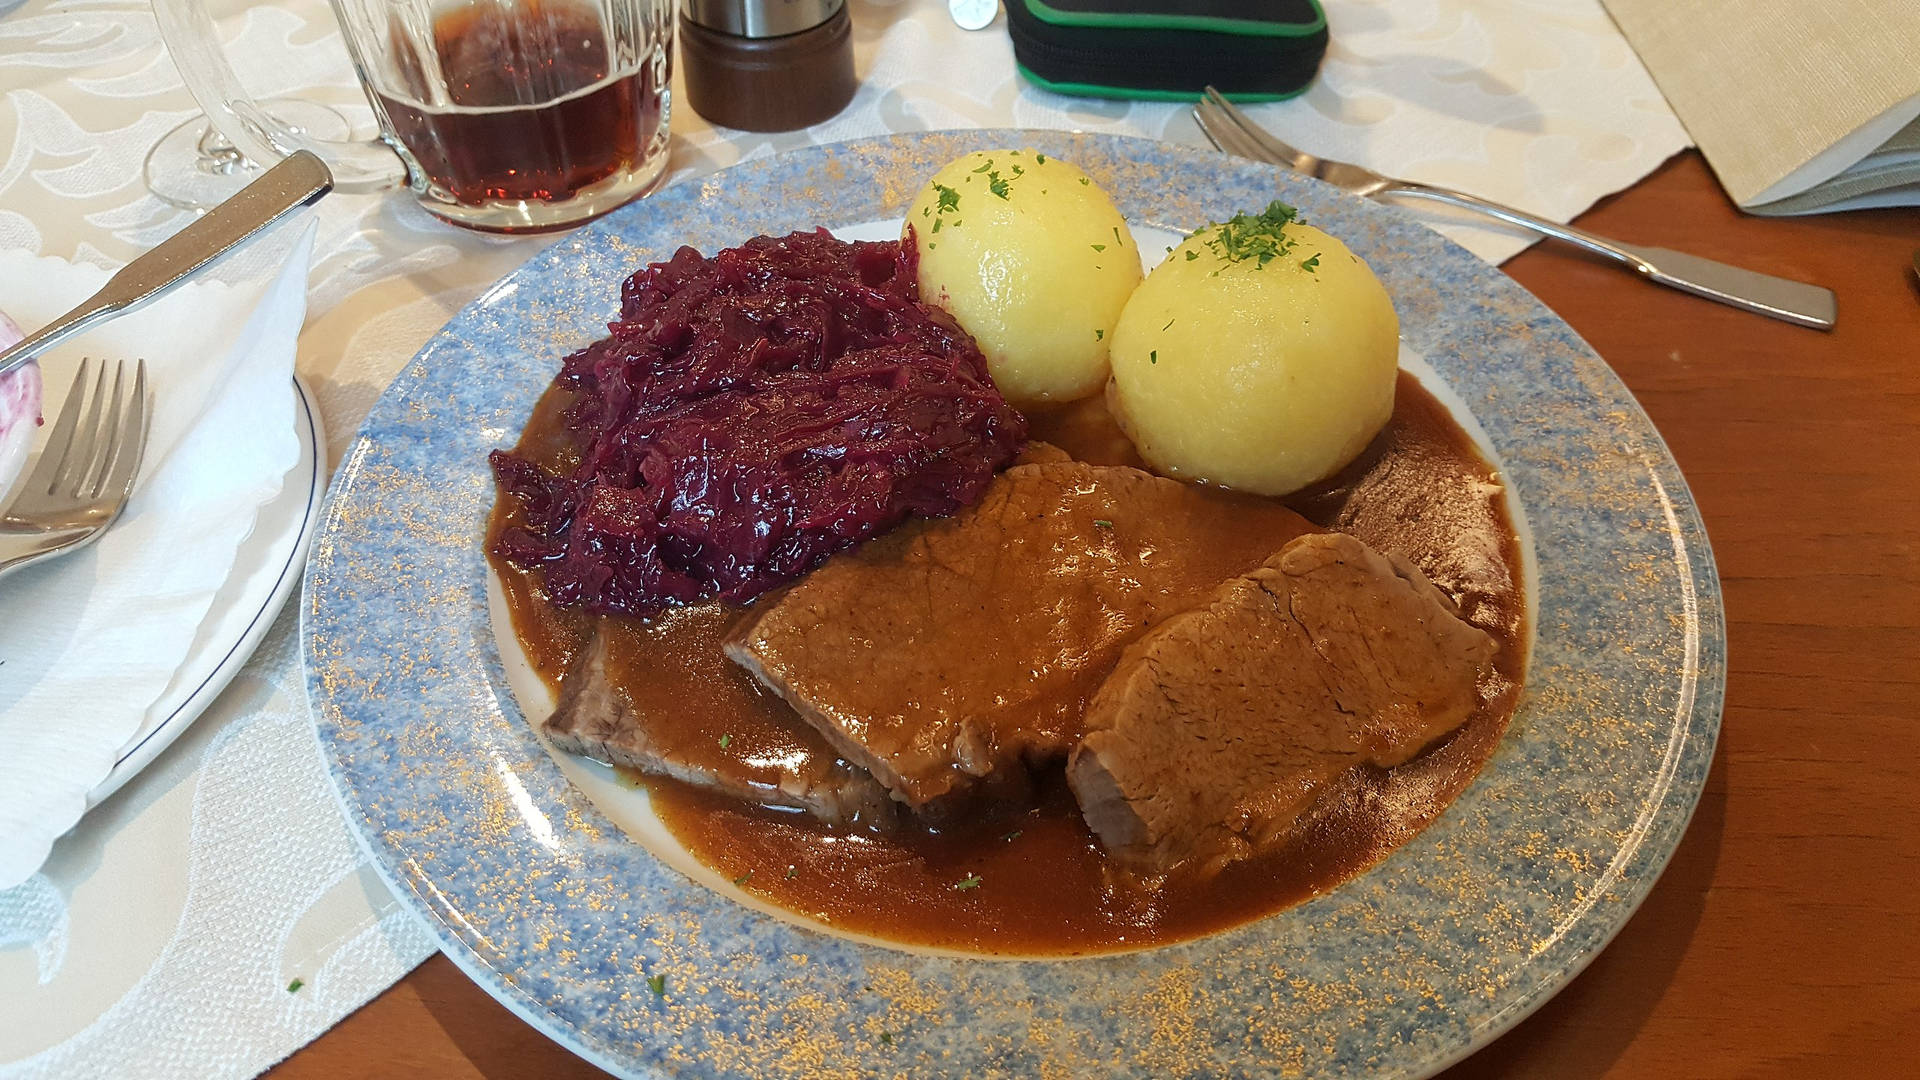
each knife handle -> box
[1383,181,1837,331]
[0,151,333,378]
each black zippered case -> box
[1006,0,1328,102]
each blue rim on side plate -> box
[301,130,1724,1079]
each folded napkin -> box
[1605,0,1920,213]
[0,222,314,889]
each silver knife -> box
[0,150,333,378]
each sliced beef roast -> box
[1067,532,1497,876]
[725,461,1319,811]
[1013,440,1073,465]
[545,630,896,826]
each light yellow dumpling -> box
[1107,203,1399,496]
[904,150,1141,405]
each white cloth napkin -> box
[0,223,313,889]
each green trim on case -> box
[1015,63,1302,102]
[1021,0,1326,38]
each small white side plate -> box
[86,376,328,806]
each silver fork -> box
[0,357,151,581]
[1194,87,1838,330]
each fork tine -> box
[1193,103,1230,154]
[82,360,126,498]
[1204,88,1312,170]
[60,360,111,498]
[98,359,147,504]
[1205,88,1282,159]
[1193,98,1271,163]
[21,357,92,496]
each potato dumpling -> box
[905,150,1141,405]
[1107,203,1399,496]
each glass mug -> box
[153,0,674,232]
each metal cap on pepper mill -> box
[681,0,858,132]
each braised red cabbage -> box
[490,229,1026,616]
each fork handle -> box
[1380,181,1837,330]
[0,151,332,378]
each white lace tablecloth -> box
[0,0,1689,1074]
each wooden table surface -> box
[272,151,1920,1080]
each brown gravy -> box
[488,370,1527,955]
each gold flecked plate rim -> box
[302,130,1724,1079]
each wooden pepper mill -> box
[680,0,859,132]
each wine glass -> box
[142,98,353,211]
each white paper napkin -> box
[0,222,314,890]
[673,0,1691,267]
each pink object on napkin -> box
[0,312,43,506]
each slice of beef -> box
[1066,532,1497,876]
[725,461,1320,811]
[1013,440,1073,465]
[545,631,896,826]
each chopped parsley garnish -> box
[1301,252,1321,273]
[1162,317,1175,331]
[1094,328,1104,341]
[1091,244,1105,252]
[1185,249,1199,261]
[733,869,753,886]
[1197,201,1303,268]
[972,160,994,173]
[1035,153,1047,164]
[1113,226,1122,244]
[880,1032,895,1045]
[1010,164,1024,176]
[931,218,942,234]
[1003,829,1023,842]
[718,733,731,748]
[933,182,960,214]
[987,173,1012,199]
[647,974,666,996]
[952,874,983,891]
[286,978,304,993]
[1078,176,1090,186]
[1149,350,1159,365]
[785,864,798,879]
[1093,519,1114,529]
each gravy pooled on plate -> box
[490,366,1527,954]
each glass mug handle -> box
[150,0,409,193]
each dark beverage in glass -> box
[153,0,673,230]
[372,0,671,230]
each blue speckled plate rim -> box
[301,130,1725,1079]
